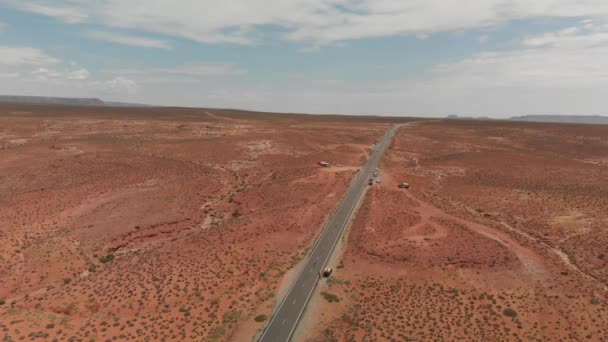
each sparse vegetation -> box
[222,310,241,323]
[321,292,340,303]
[99,254,115,263]
[502,308,517,318]
[3,107,608,342]
[254,314,268,322]
[306,122,608,341]
[208,325,226,340]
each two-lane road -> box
[259,124,401,342]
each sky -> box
[1,1,608,117]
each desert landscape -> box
[1,105,607,342]
[0,104,393,341]
[5,1,608,340]
[306,120,608,341]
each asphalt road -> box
[259,124,401,342]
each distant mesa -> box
[510,115,608,125]
[445,114,492,120]
[0,95,150,107]
[445,114,608,125]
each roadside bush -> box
[254,314,268,322]
[321,292,340,303]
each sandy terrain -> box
[0,104,395,341]
[305,120,608,341]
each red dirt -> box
[305,120,608,341]
[0,104,395,341]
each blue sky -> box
[1,1,607,117]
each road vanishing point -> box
[259,124,402,342]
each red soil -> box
[0,104,392,341]
[306,120,608,341]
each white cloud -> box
[124,19,608,116]
[0,72,19,78]
[155,64,248,77]
[0,46,58,65]
[0,44,90,86]
[31,67,91,81]
[95,77,138,94]
[4,3,608,116]
[434,20,608,88]
[17,2,88,23]
[117,63,248,78]
[85,30,171,49]
[67,68,90,80]
[7,0,608,45]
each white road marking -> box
[293,299,297,304]
[282,319,286,326]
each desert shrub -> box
[0,299,5,305]
[502,308,517,318]
[100,255,115,264]
[254,314,267,322]
[321,292,340,303]
[63,278,71,285]
[222,310,241,323]
[590,298,600,305]
[208,326,226,340]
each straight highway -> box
[259,124,401,342]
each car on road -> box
[322,267,333,278]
